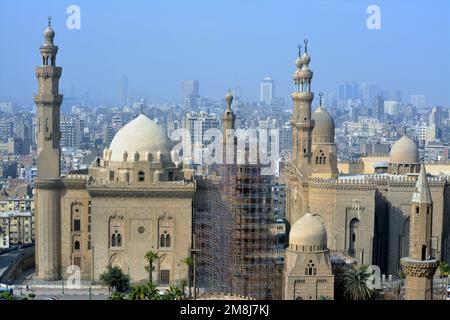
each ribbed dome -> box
[390,135,419,164]
[109,114,173,162]
[289,213,327,249]
[312,106,335,140]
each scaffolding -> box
[194,162,283,299]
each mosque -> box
[283,40,449,298]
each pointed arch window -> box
[111,234,117,247]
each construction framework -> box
[194,161,283,299]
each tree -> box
[99,265,130,293]
[183,256,193,297]
[144,250,160,284]
[146,282,161,300]
[337,265,374,300]
[109,291,125,300]
[0,291,16,300]
[128,285,148,300]
[161,285,184,300]
[439,262,450,299]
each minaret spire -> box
[412,164,432,204]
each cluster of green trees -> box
[100,250,193,300]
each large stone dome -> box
[390,135,419,164]
[289,213,327,251]
[312,106,335,141]
[108,114,173,162]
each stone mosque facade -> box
[284,41,450,279]
[34,23,195,283]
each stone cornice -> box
[87,184,195,198]
[400,258,439,278]
[34,178,63,190]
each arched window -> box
[323,157,326,164]
[416,207,419,214]
[160,234,165,247]
[111,234,117,247]
[165,234,171,247]
[117,234,122,247]
[138,171,145,182]
[74,241,80,251]
[422,245,427,260]
[349,218,359,258]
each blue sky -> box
[0,0,449,106]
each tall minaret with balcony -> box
[291,40,314,175]
[34,17,63,280]
[401,164,439,300]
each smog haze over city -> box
[0,0,449,106]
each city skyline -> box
[0,0,449,106]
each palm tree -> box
[183,256,193,297]
[128,285,148,300]
[99,265,130,293]
[146,282,160,300]
[338,265,374,300]
[144,250,160,284]
[161,285,184,300]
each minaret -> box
[34,17,63,280]
[222,90,236,164]
[401,164,439,300]
[291,39,314,174]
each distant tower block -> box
[34,17,64,280]
[401,164,439,300]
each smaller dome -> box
[312,106,335,140]
[390,135,419,164]
[225,90,233,104]
[44,26,55,39]
[300,52,310,65]
[289,213,327,250]
[295,56,302,68]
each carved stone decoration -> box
[400,258,439,279]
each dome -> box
[312,106,335,140]
[108,114,173,162]
[300,52,310,65]
[44,26,55,39]
[390,135,419,164]
[289,213,327,249]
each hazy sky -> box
[0,0,449,106]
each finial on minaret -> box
[225,89,233,109]
[304,39,308,53]
[48,16,52,27]
[319,92,323,107]
[297,44,302,57]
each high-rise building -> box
[182,80,200,109]
[361,83,380,112]
[338,81,359,106]
[260,77,275,106]
[411,95,426,110]
[119,75,128,107]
